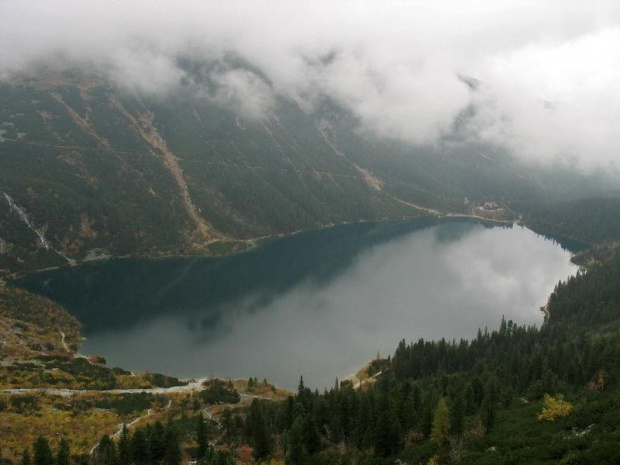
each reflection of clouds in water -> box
[82,223,576,390]
[444,225,576,321]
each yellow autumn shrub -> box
[538,393,573,422]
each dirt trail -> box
[89,409,152,455]
[89,400,173,456]
[2,377,212,397]
[393,197,441,216]
[58,328,96,365]
[443,212,516,225]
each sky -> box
[1,0,620,170]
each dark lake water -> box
[16,219,578,390]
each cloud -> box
[1,0,620,168]
[209,68,275,120]
[111,50,186,95]
[314,49,471,144]
[466,28,620,170]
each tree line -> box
[7,250,620,464]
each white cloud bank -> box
[1,0,619,169]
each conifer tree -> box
[463,383,476,414]
[248,400,272,462]
[422,406,433,438]
[298,376,305,397]
[402,390,417,430]
[21,448,31,465]
[356,395,371,448]
[303,414,321,455]
[164,427,182,465]
[56,439,70,465]
[221,408,235,445]
[33,437,54,465]
[95,435,118,465]
[149,422,167,463]
[73,455,89,465]
[375,395,401,457]
[450,395,466,436]
[282,396,295,430]
[130,429,149,465]
[196,414,209,461]
[412,384,422,412]
[253,415,272,462]
[286,416,306,465]
[118,425,130,465]
[480,394,496,434]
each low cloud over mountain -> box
[2,0,619,170]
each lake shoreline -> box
[13,219,579,390]
[3,213,527,284]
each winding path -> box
[2,378,211,397]
[89,400,173,456]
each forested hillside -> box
[2,66,617,276]
[519,197,620,245]
[215,255,620,465]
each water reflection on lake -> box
[16,220,578,389]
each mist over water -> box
[17,220,578,390]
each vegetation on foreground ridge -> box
[2,250,620,464]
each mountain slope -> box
[1,67,617,275]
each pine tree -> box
[285,416,306,465]
[164,427,182,465]
[118,425,130,465]
[130,429,149,465]
[464,383,476,414]
[450,395,465,436]
[95,435,118,465]
[471,378,484,406]
[73,455,89,465]
[355,395,371,448]
[149,422,167,464]
[430,397,450,445]
[499,315,507,337]
[422,406,434,438]
[21,448,31,465]
[480,378,499,434]
[221,408,234,445]
[298,376,305,397]
[248,400,272,462]
[303,414,321,455]
[33,437,54,465]
[480,394,496,434]
[402,390,417,430]
[56,439,70,465]
[282,396,295,430]
[374,395,401,457]
[253,414,272,462]
[196,414,209,461]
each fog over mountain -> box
[1,0,619,170]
